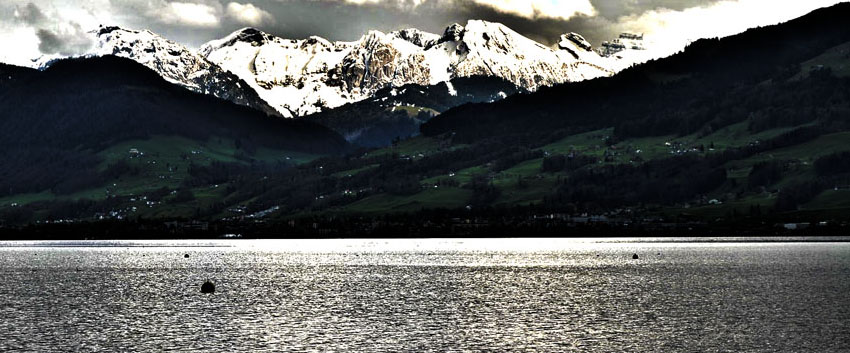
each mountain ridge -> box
[21,21,641,120]
[90,26,282,117]
[200,20,616,117]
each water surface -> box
[1,239,848,352]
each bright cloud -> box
[161,2,221,27]
[226,2,275,25]
[0,27,41,67]
[619,0,846,58]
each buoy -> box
[201,280,215,294]
[184,253,190,258]
[632,253,639,260]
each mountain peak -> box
[212,27,272,49]
[95,25,152,36]
[392,28,440,48]
[559,33,592,51]
[441,23,465,42]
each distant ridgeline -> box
[4,4,850,234]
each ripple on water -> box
[0,241,848,352]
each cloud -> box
[8,2,94,57]
[108,1,275,29]
[226,2,275,26]
[160,2,221,27]
[614,0,846,57]
[35,23,93,55]
[14,2,49,25]
[467,0,597,20]
[334,0,596,20]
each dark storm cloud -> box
[188,0,730,48]
[589,0,724,19]
[181,0,617,47]
[35,24,92,55]
[35,28,64,53]
[15,2,49,25]
[95,0,685,48]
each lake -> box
[1,238,848,352]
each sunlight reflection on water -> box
[1,238,848,351]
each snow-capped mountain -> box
[200,21,615,117]
[91,26,280,116]
[32,21,637,120]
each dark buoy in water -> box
[184,253,190,259]
[632,253,640,260]
[201,280,215,294]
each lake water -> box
[1,238,849,352]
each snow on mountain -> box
[430,21,612,88]
[30,22,636,120]
[596,32,656,71]
[201,20,616,118]
[91,26,280,116]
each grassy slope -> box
[798,40,850,78]
[340,187,473,214]
[0,135,322,209]
[9,119,845,221]
[342,122,850,217]
[391,105,440,117]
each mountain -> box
[87,26,281,117]
[305,76,525,147]
[200,21,614,117]
[30,22,626,122]
[421,3,850,141]
[0,56,348,200]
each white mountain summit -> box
[66,21,633,119]
[91,26,280,116]
[200,21,616,117]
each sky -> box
[0,0,846,67]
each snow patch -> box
[445,81,457,96]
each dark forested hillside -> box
[0,63,37,93]
[421,2,850,141]
[0,56,348,197]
